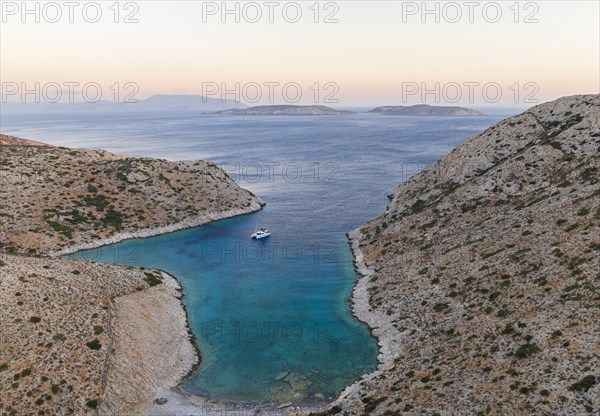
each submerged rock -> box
[153,397,168,405]
[274,371,289,381]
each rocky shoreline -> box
[99,271,199,415]
[333,229,388,408]
[51,203,264,257]
[327,94,600,414]
[0,136,269,414]
[54,205,266,413]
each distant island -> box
[368,104,484,116]
[1,94,246,114]
[214,105,354,115]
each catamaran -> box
[251,227,271,239]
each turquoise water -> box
[1,111,514,402]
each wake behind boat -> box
[251,227,271,239]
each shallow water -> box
[1,110,515,402]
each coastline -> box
[50,202,265,257]
[52,202,264,413]
[100,270,199,415]
[333,228,390,407]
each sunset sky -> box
[1,0,598,106]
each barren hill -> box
[0,137,264,415]
[0,141,263,255]
[331,95,599,415]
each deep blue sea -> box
[0,110,516,403]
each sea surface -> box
[1,110,516,403]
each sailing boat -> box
[251,212,271,239]
[251,226,271,239]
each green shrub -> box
[29,316,41,324]
[144,272,163,287]
[411,199,427,214]
[515,343,540,358]
[362,396,388,413]
[433,303,449,312]
[83,195,109,210]
[102,209,124,228]
[569,375,597,392]
[53,333,66,342]
[86,399,98,409]
[309,405,342,416]
[46,221,73,237]
[577,207,590,216]
[86,339,102,350]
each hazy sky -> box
[1,0,598,106]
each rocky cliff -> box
[333,95,599,415]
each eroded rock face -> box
[336,95,599,415]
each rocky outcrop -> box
[333,95,599,415]
[368,104,484,116]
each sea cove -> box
[2,111,510,403]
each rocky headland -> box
[0,136,264,415]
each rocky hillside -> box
[368,104,483,116]
[0,136,264,415]
[0,255,195,416]
[0,136,264,255]
[334,95,599,415]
